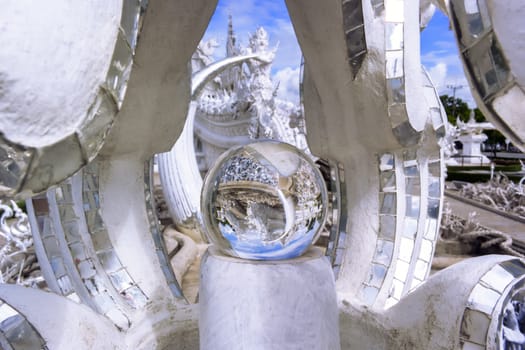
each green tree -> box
[439,94,470,124]
[439,94,506,146]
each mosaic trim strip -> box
[51,177,130,329]
[0,300,48,349]
[449,0,524,146]
[342,0,367,78]
[81,162,148,310]
[360,153,397,305]
[25,194,80,302]
[324,160,348,278]
[460,259,525,349]
[383,0,421,147]
[144,159,185,300]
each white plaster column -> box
[199,247,340,350]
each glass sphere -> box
[201,141,328,260]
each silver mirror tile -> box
[394,260,410,281]
[342,0,366,78]
[58,204,78,223]
[55,183,73,204]
[105,32,133,107]
[424,218,438,240]
[379,215,396,239]
[405,177,420,196]
[427,198,440,219]
[467,284,501,314]
[398,237,414,262]
[386,77,406,103]
[380,193,397,215]
[385,22,403,50]
[62,221,82,243]
[42,236,61,257]
[97,251,122,274]
[409,278,422,292]
[428,161,441,177]
[380,171,396,192]
[419,239,433,262]
[460,308,490,346]
[69,242,88,262]
[386,50,404,79]
[85,210,105,233]
[78,89,117,161]
[391,278,404,299]
[379,154,395,171]
[403,217,418,238]
[108,269,134,293]
[384,0,404,22]
[84,277,100,296]
[371,0,384,17]
[57,275,74,295]
[428,176,441,198]
[122,285,148,306]
[414,260,428,280]
[91,231,113,251]
[464,34,510,100]
[405,195,420,218]
[385,297,398,308]
[373,240,395,266]
[78,259,97,280]
[121,0,142,50]
[404,165,418,177]
[481,264,515,294]
[500,259,525,278]
[49,256,67,277]
[342,0,363,29]
[367,264,388,288]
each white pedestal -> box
[199,247,340,350]
[458,133,491,165]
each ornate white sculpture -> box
[0,0,525,349]
[158,20,308,234]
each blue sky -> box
[201,1,475,106]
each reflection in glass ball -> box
[201,141,328,260]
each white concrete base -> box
[199,247,340,350]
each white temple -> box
[192,18,308,174]
[1,1,525,349]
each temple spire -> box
[226,14,237,57]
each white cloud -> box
[422,51,477,107]
[273,66,300,104]
[427,62,447,89]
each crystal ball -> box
[201,141,328,260]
